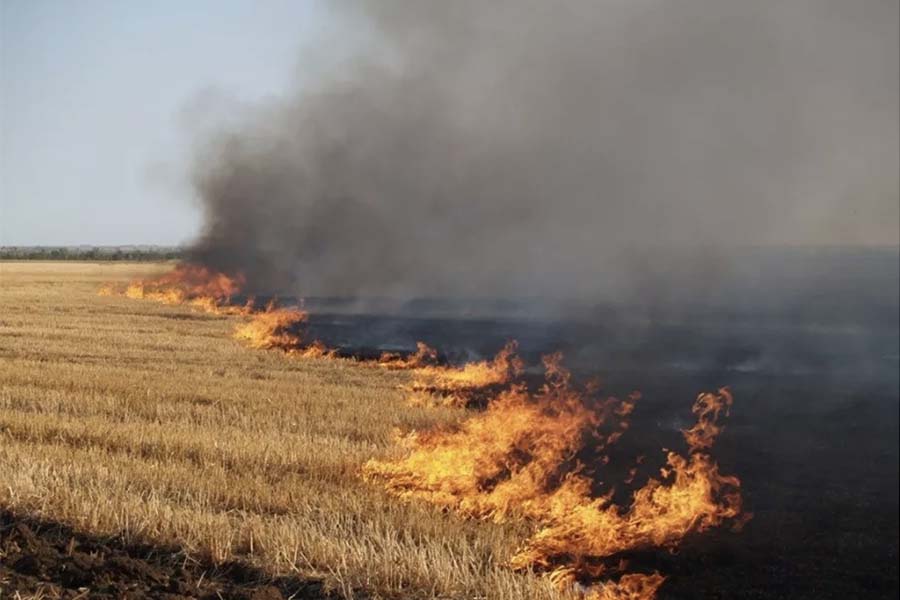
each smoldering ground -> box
[185,0,899,302]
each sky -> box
[1,1,897,249]
[1,0,342,245]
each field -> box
[2,259,897,600]
[0,262,562,599]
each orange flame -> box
[407,340,524,407]
[102,264,250,315]
[288,339,336,359]
[232,303,335,358]
[232,303,308,349]
[583,573,666,600]
[104,266,747,596]
[682,388,733,451]
[378,342,440,369]
[363,355,745,598]
[101,265,335,356]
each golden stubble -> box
[0,261,573,600]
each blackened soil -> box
[0,511,336,599]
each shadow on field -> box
[0,510,338,600]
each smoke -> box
[187,0,899,300]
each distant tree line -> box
[0,246,185,261]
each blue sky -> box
[1,0,341,245]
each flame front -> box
[408,340,524,407]
[103,265,333,354]
[232,304,335,358]
[103,265,746,597]
[232,303,308,349]
[378,341,440,369]
[103,266,522,381]
[363,355,745,598]
[104,264,250,315]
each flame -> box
[232,303,308,349]
[103,265,747,596]
[377,340,523,407]
[407,340,524,407]
[363,355,745,598]
[103,266,519,385]
[378,342,440,369]
[682,388,733,451]
[104,265,333,355]
[288,338,336,359]
[102,264,250,315]
[584,573,667,600]
[231,302,336,357]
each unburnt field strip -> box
[0,262,565,599]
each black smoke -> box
[187,0,899,300]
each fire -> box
[363,355,745,598]
[103,266,520,387]
[232,303,334,358]
[232,303,308,350]
[289,339,335,359]
[378,342,440,369]
[683,388,733,451]
[407,340,524,407]
[102,264,249,315]
[104,265,333,355]
[377,340,523,407]
[104,265,747,596]
[582,573,666,600]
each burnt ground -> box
[0,511,336,600]
[294,265,900,598]
[610,373,899,599]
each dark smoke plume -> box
[187,0,899,300]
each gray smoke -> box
[187,0,899,300]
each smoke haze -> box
[187,0,899,299]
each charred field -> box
[1,255,898,599]
[276,251,900,597]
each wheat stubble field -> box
[0,261,563,600]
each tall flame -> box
[363,355,745,598]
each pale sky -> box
[1,1,897,248]
[1,0,339,245]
